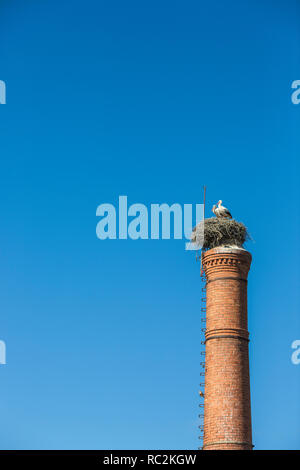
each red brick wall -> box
[202,247,253,450]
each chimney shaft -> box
[202,247,253,450]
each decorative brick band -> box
[205,327,249,342]
[202,248,252,281]
[205,335,250,343]
[206,276,247,285]
[202,441,253,449]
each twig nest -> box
[191,217,250,250]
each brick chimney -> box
[201,247,253,450]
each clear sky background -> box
[0,0,299,450]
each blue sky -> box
[0,0,299,450]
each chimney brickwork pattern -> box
[202,247,253,450]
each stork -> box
[216,200,232,219]
[212,204,220,218]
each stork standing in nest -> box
[212,200,232,219]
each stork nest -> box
[191,217,250,250]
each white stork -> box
[216,200,232,219]
[212,204,220,218]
